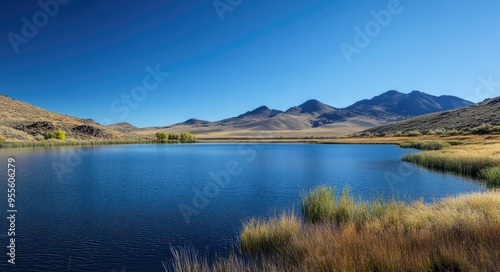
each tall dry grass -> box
[402,152,500,177]
[167,188,500,272]
[399,140,451,150]
[402,143,500,186]
[239,212,301,255]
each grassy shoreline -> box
[0,139,156,149]
[0,139,200,149]
[1,134,498,147]
[401,141,500,187]
[168,187,500,271]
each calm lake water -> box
[0,143,485,271]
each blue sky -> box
[1,0,499,127]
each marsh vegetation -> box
[168,186,500,271]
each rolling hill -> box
[0,94,141,141]
[364,96,500,135]
[106,122,138,132]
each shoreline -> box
[1,134,499,149]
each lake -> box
[0,143,485,271]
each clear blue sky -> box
[1,0,499,127]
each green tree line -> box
[156,132,196,143]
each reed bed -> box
[481,167,500,187]
[167,187,500,272]
[402,152,500,177]
[399,140,451,150]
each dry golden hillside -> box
[365,96,500,135]
[0,94,141,141]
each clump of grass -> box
[239,212,301,255]
[301,186,335,223]
[301,186,357,225]
[481,167,500,187]
[333,188,356,224]
[402,152,500,177]
[301,186,406,227]
[399,140,451,150]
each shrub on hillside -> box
[470,123,500,135]
[44,129,66,140]
[0,136,5,142]
[406,130,422,137]
[393,131,404,137]
[433,129,446,135]
[444,130,461,136]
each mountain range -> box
[0,91,474,140]
[136,90,472,138]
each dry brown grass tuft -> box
[239,212,301,255]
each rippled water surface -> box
[0,144,485,271]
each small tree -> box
[180,132,195,142]
[156,132,168,142]
[0,136,5,142]
[168,133,180,141]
